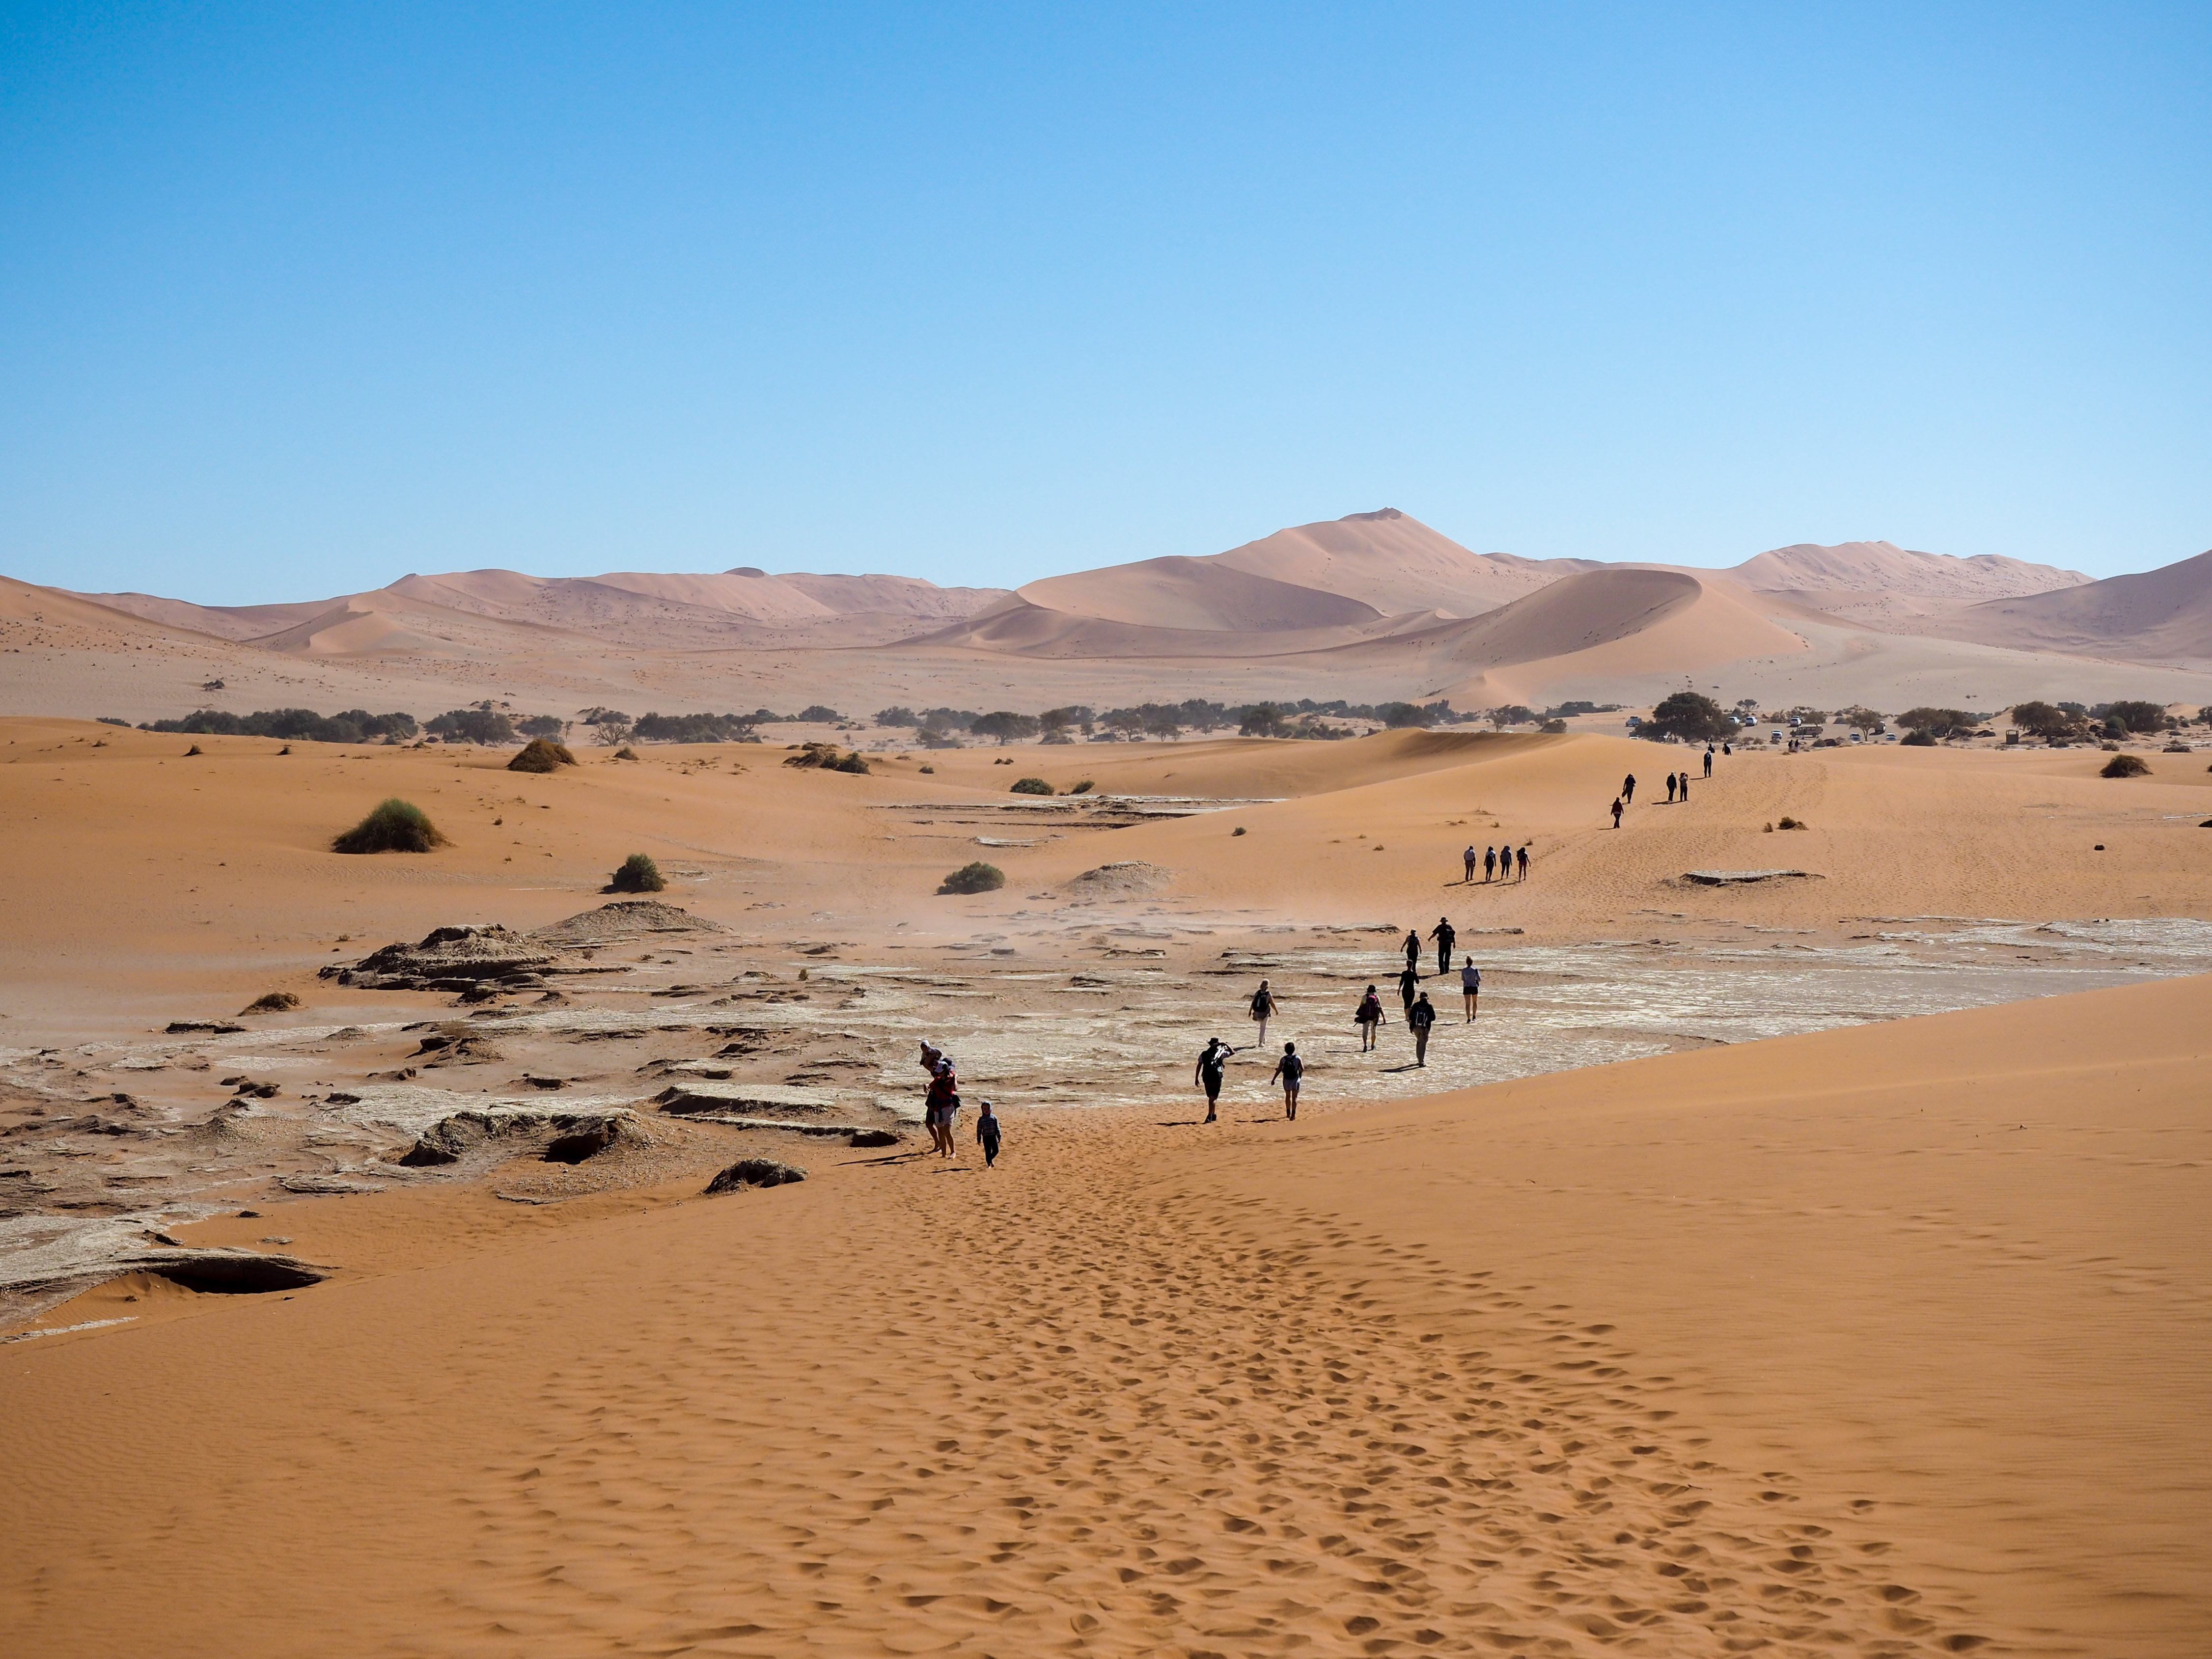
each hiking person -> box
[1460,954,1481,1020]
[1194,1037,1235,1123]
[1463,844,1478,883]
[1610,797,1623,829]
[918,1041,960,1159]
[1397,961,1420,1017]
[1429,915,1457,975]
[1483,845,1497,882]
[1623,773,1636,804]
[975,1100,1002,1166]
[1270,1042,1303,1119]
[1516,844,1529,881]
[1402,929,1421,971]
[1248,979,1276,1046]
[1703,747,1714,779]
[1355,984,1384,1051]
[1722,741,1732,756]
[1665,774,1678,804]
[1678,772,1689,802]
[1408,991,1437,1067]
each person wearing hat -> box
[1194,1036,1237,1123]
[919,1040,961,1158]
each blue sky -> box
[2,2,2206,603]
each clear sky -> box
[2,3,2206,604]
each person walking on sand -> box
[1402,929,1421,972]
[919,1041,960,1159]
[1397,960,1420,1018]
[1611,796,1623,829]
[1678,771,1690,803]
[1271,1042,1303,1119]
[1623,773,1636,805]
[1408,991,1437,1067]
[1355,984,1385,1051]
[1248,979,1276,1046]
[975,1100,1002,1166]
[1483,845,1497,883]
[1703,746,1714,779]
[1463,844,1478,883]
[1665,773,1678,804]
[1194,1036,1236,1123]
[1516,844,1530,881]
[1429,915,1457,975]
[1460,954,1481,1021]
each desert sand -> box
[2,714,2209,1655]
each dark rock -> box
[166,1020,246,1035]
[704,1158,807,1194]
[848,1128,902,1148]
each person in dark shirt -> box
[1194,1036,1236,1123]
[1401,929,1420,971]
[1622,773,1636,804]
[1484,845,1498,882]
[1516,844,1530,881]
[1408,992,1437,1067]
[1397,962,1420,1017]
[1270,1042,1303,1119]
[975,1100,1002,1166]
[1429,916,1456,975]
[1611,797,1623,829]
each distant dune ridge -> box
[10,512,2210,721]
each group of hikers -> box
[917,1041,1001,1164]
[1463,842,1530,883]
[1609,746,1722,826]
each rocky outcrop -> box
[397,1106,643,1167]
[531,901,726,945]
[655,1081,836,1116]
[321,925,554,992]
[704,1158,806,1194]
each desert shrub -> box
[517,715,566,739]
[184,743,203,755]
[784,741,869,773]
[240,991,301,1015]
[939,861,1005,895]
[1376,701,1434,729]
[1238,703,1287,738]
[613,746,639,760]
[2010,700,2080,741]
[508,737,578,772]
[2101,753,2151,778]
[793,704,841,723]
[1010,776,1053,795]
[609,853,666,892]
[97,716,130,727]
[427,708,517,745]
[918,763,935,774]
[1777,816,1807,830]
[1540,718,1568,733]
[1640,692,1734,744]
[1066,779,1094,795]
[1231,825,1247,836]
[1489,704,1539,729]
[333,799,448,854]
[1901,730,1938,747]
[875,706,918,726]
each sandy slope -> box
[1932,549,2212,663]
[1,969,2202,1657]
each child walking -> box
[975,1100,1002,1167]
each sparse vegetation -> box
[1896,707,1976,739]
[1066,779,1094,795]
[612,746,639,760]
[508,737,578,772]
[1901,730,1938,747]
[239,991,301,1015]
[1540,718,1567,733]
[792,704,841,723]
[630,712,759,743]
[2097,700,2170,734]
[1232,825,1247,836]
[517,714,567,739]
[184,744,202,756]
[609,853,666,892]
[784,741,870,774]
[2101,753,2151,778]
[333,798,448,854]
[874,706,918,726]
[1776,816,1808,830]
[918,763,935,774]
[971,711,1043,744]
[939,861,1006,895]
[1010,776,1053,795]
[2010,701,2082,742]
[145,707,419,744]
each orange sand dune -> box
[1020,555,1388,632]
[1,971,2202,1657]
[1936,548,2212,661]
[1211,507,1597,617]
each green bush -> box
[1066,779,1094,795]
[610,853,666,892]
[333,799,448,854]
[508,737,578,772]
[1010,776,1053,795]
[1901,730,1938,747]
[939,861,1005,895]
[2101,753,2151,778]
[1639,691,1734,744]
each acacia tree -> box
[1641,692,1734,744]
[1896,707,1976,739]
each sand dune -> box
[1935,548,2212,661]
[1020,554,1389,632]
[1727,538,2088,601]
[1211,507,1599,617]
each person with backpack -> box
[1247,979,1276,1046]
[1354,984,1385,1051]
[1484,845,1498,882]
[1194,1036,1236,1123]
[1459,954,1481,1021]
[1270,1042,1303,1119]
[1429,915,1457,975]
[1408,991,1437,1067]
[974,1100,1002,1166]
